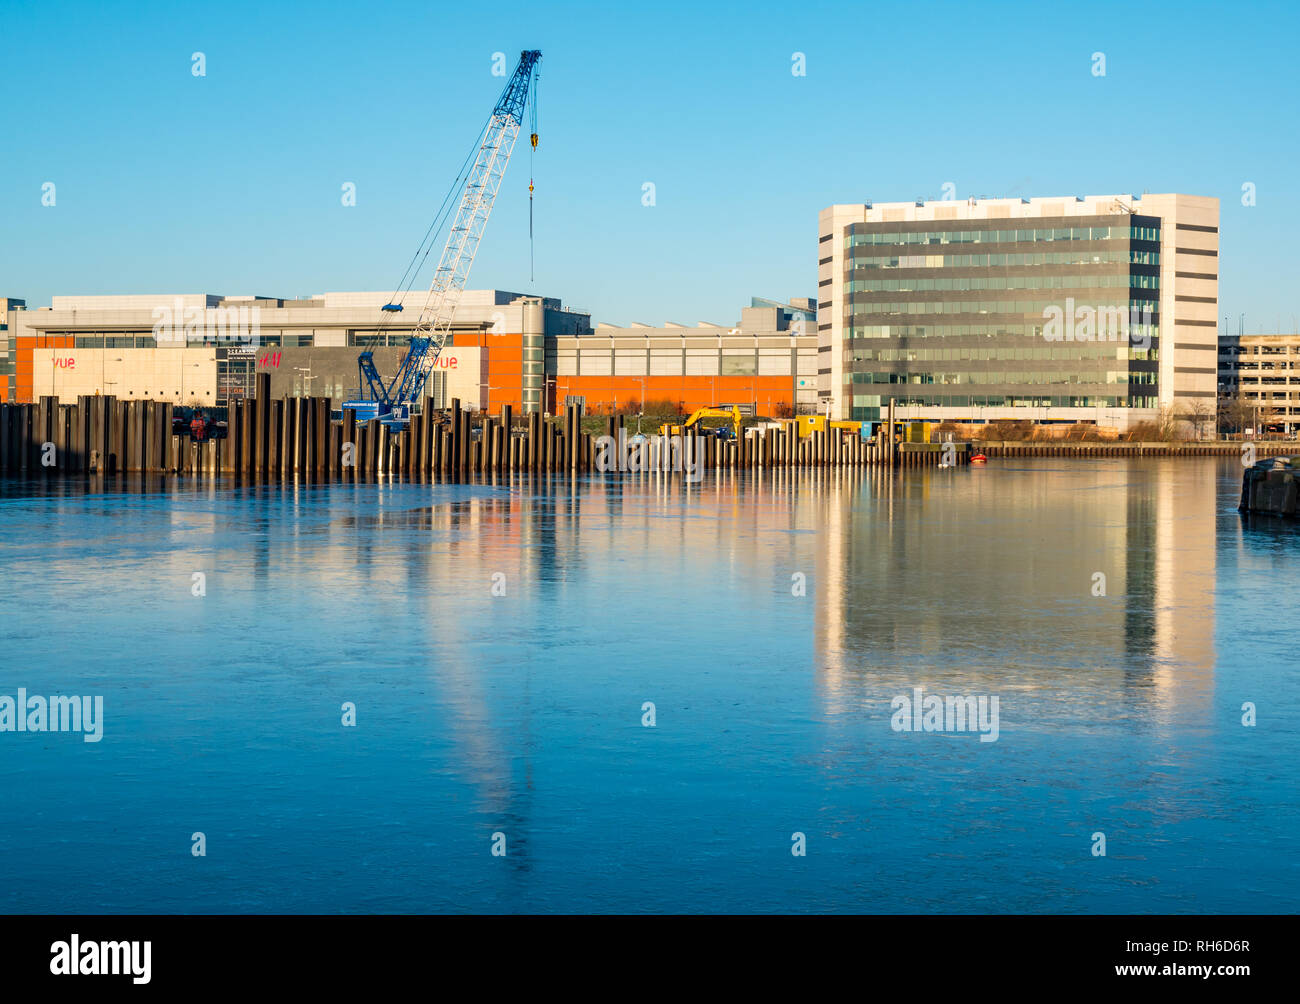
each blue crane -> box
[345,50,541,426]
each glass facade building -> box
[818,195,1220,430]
[842,216,1161,420]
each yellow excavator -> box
[660,405,743,441]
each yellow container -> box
[798,415,824,437]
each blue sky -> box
[2,0,1297,330]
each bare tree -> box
[1257,403,1280,437]
[1180,399,1213,440]
[1156,404,1182,441]
[1218,394,1254,436]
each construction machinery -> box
[660,406,743,441]
[171,407,228,441]
[344,50,541,426]
[905,421,934,443]
[783,415,868,438]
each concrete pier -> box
[1240,458,1300,516]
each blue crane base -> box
[347,344,431,426]
[342,400,413,428]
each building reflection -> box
[0,457,1225,867]
[812,459,1219,723]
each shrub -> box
[643,398,681,417]
[980,420,1033,441]
[1125,406,1188,442]
[1063,423,1104,442]
[1124,421,1159,441]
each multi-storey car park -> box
[1218,333,1300,435]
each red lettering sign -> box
[55,357,76,369]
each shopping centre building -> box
[1,291,818,416]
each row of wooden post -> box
[34,383,1236,481]
[977,441,1299,458]
[0,396,177,475]
[0,392,962,478]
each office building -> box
[817,194,1219,430]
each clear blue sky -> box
[2,0,1297,331]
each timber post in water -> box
[11,384,1300,481]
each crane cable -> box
[529,70,538,284]
[361,64,527,356]
[360,116,491,355]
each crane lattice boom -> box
[348,49,541,425]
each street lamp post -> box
[102,357,122,399]
[181,360,202,406]
[293,366,316,398]
[628,378,645,435]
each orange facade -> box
[449,330,526,413]
[445,333,800,418]
[550,375,795,417]
[13,334,74,402]
[12,330,801,418]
